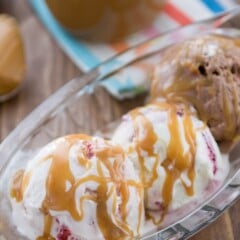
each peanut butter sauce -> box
[128,103,197,221]
[10,134,142,239]
[96,184,126,240]
[10,169,24,202]
[37,215,54,240]
[129,108,158,207]
[129,108,158,184]
[157,103,195,207]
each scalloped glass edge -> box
[1,7,240,240]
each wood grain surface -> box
[0,1,239,239]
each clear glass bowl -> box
[1,8,240,240]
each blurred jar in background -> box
[0,14,26,103]
[45,0,166,42]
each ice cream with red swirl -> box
[9,134,144,240]
[112,102,229,218]
[151,35,240,142]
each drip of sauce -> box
[129,108,158,184]
[156,103,196,212]
[10,169,24,202]
[128,103,197,224]
[37,214,54,240]
[129,108,158,206]
[96,184,125,240]
[94,142,142,237]
[10,134,142,240]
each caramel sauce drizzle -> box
[10,134,142,240]
[10,169,24,202]
[128,103,196,223]
[37,214,54,240]
[129,108,159,206]
[160,102,196,203]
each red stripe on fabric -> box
[163,2,193,25]
[110,42,129,52]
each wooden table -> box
[0,1,239,239]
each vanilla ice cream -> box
[112,102,229,215]
[9,134,144,240]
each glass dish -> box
[1,7,240,240]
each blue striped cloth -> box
[29,0,238,99]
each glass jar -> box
[45,0,166,41]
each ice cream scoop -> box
[9,134,144,240]
[150,35,240,142]
[112,102,229,219]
